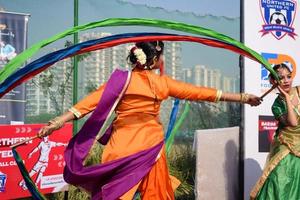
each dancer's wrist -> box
[240,93,250,103]
[48,117,64,130]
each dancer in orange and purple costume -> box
[38,41,262,200]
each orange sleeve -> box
[69,83,106,118]
[164,75,219,102]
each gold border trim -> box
[84,71,132,164]
[95,71,132,141]
[249,149,290,199]
[279,134,300,157]
[69,107,82,119]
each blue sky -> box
[123,0,240,17]
[0,0,240,76]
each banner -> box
[242,0,300,198]
[0,123,72,199]
[0,11,29,124]
[258,115,278,152]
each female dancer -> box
[39,41,261,200]
[251,63,300,199]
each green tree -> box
[85,80,98,94]
[25,113,56,124]
[31,40,91,115]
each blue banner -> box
[0,11,29,124]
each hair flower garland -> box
[131,47,147,65]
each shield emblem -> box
[259,0,297,40]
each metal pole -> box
[239,0,245,199]
[72,0,79,135]
[65,1,78,198]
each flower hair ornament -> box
[271,62,293,73]
[282,62,293,72]
[130,46,147,68]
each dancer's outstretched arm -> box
[37,111,75,138]
[220,92,262,106]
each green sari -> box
[250,87,300,200]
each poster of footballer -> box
[0,123,72,199]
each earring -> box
[156,41,161,51]
[149,56,157,69]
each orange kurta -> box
[70,69,218,200]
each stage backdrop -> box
[243,0,300,198]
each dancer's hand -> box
[276,85,289,99]
[37,117,64,138]
[244,94,262,106]
[37,124,57,138]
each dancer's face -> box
[277,67,293,93]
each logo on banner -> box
[261,52,296,93]
[259,115,278,152]
[260,0,297,40]
[0,171,7,192]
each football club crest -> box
[0,171,7,192]
[260,0,297,40]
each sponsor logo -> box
[261,52,296,93]
[0,172,7,192]
[258,115,278,152]
[260,0,297,40]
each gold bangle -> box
[215,90,223,103]
[48,117,64,130]
[240,93,250,103]
[241,93,245,103]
